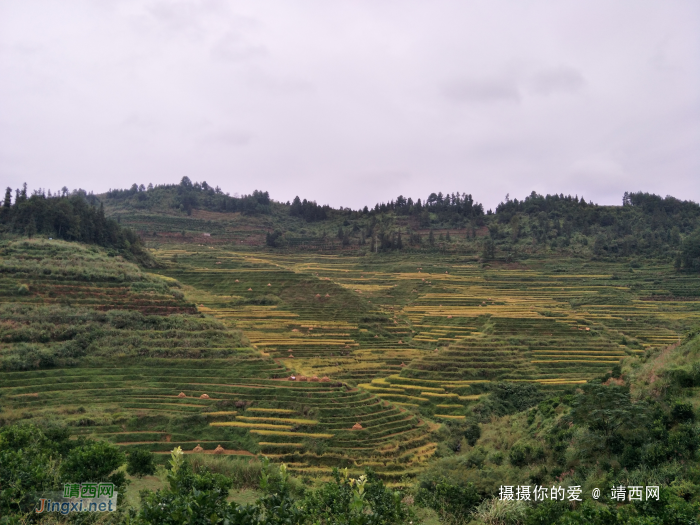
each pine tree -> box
[3,187,11,208]
[429,229,435,247]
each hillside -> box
[1,183,699,523]
[0,239,437,482]
[99,179,700,269]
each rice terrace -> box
[1,182,700,523]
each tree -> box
[127,449,156,478]
[482,239,495,260]
[680,230,700,271]
[571,384,645,439]
[60,440,126,486]
[429,229,435,247]
[3,187,11,207]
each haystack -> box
[200,394,210,399]
[178,392,186,398]
[310,376,319,382]
[352,423,363,430]
[320,377,330,382]
[193,444,204,452]
[213,445,225,455]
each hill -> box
[1,185,156,266]
[1,180,699,523]
[99,178,700,269]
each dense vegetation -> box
[1,184,154,265]
[106,177,272,216]
[99,179,700,267]
[1,179,699,523]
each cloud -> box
[203,129,252,146]
[0,0,697,209]
[529,66,585,96]
[442,77,520,104]
[211,31,267,61]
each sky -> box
[1,1,699,211]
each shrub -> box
[671,401,695,423]
[127,449,156,478]
[16,283,29,295]
[473,498,528,525]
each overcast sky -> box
[1,1,698,210]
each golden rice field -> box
[5,242,691,481]
[151,247,700,411]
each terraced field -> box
[0,359,436,480]
[148,247,700,407]
[2,237,699,482]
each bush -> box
[127,449,156,478]
[671,401,695,423]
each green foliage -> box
[680,229,700,271]
[60,440,126,490]
[571,383,644,438]
[0,188,154,265]
[137,447,261,525]
[415,478,481,523]
[476,382,544,418]
[0,425,63,515]
[303,467,414,525]
[127,449,156,478]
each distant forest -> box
[102,177,700,269]
[0,185,153,265]
[3,178,700,271]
